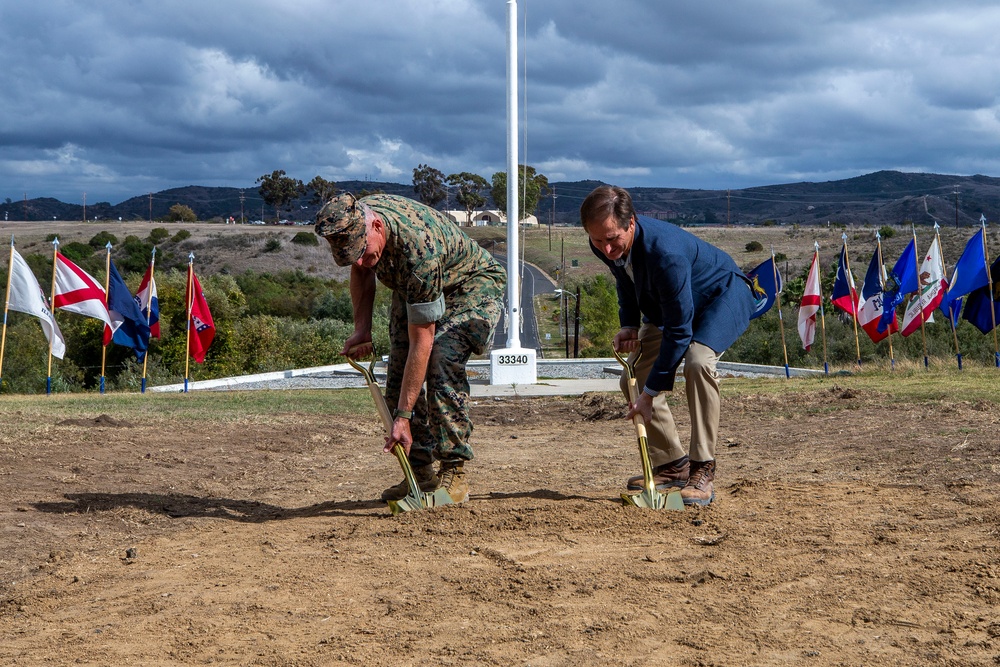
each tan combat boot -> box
[380,464,439,501]
[437,461,470,503]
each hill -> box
[3,171,999,228]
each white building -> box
[443,209,539,227]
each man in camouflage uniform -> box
[315,192,505,502]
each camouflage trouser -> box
[384,287,503,467]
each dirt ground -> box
[1,386,998,666]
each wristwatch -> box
[393,409,413,420]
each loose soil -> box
[1,387,998,666]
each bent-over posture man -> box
[581,185,754,506]
[316,193,505,502]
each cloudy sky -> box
[2,0,999,204]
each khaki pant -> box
[621,324,721,465]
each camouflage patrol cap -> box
[315,192,368,266]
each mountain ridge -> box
[2,170,996,227]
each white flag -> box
[900,236,948,337]
[6,248,66,358]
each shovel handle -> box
[346,344,395,433]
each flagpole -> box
[911,225,930,369]
[980,217,999,367]
[841,233,862,368]
[47,238,60,395]
[100,242,112,394]
[938,223,963,369]
[141,247,157,394]
[0,237,14,387]
[814,242,829,374]
[770,245,790,378]
[875,232,896,370]
[184,253,195,393]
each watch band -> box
[393,409,413,420]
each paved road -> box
[492,255,556,353]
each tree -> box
[412,164,447,208]
[307,176,338,206]
[446,172,489,225]
[490,165,550,221]
[168,204,197,222]
[256,170,305,221]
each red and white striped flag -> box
[797,250,822,350]
[53,252,112,327]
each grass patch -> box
[0,388,375,424]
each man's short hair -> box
[315,193,368,266]
[579,185,635,231]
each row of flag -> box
[747,220,1000,370]
[1,239,216,392]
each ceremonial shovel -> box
[347,350,454,514]
[614,344,685,511]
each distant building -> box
[443,210,539,227]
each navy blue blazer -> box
[591,215,754,393]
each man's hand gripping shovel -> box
[614,343,684,510]
[347,350,454,515]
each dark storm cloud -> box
[1,0,998,203]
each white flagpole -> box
[490,0,537,385]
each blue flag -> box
[831,244,858,316]
[746,257,783,320]
[939,228,988,323]
[961,256,1000,334]
[878,238,918,333]
[103,261,151,361]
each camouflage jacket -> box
[362,194,505,324]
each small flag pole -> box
[184,252,195,393]
[841,232,862,368]
[911,225,930,369]
[770,245,791,378]
[0,237,14,388]
[875,231,896,370]
[938,223,962,370]
[815,242,829,374]
[47,238,60,395]
[141,247,157,394]
[100,241,112,394]
[980,217,999,367]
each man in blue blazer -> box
[581,185,755,506]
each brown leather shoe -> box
[680,459,716,506]
[626,455,690,491]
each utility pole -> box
[953,188,960,228]
[549,185,556,251]
[148,193,153,222]
[573,285,581,359]
[239,189,246,224]
[83,192,86,223]
[727,189,731,225]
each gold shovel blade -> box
[387,486,455,515]
[384,446,456,514]
[621,488,685,510]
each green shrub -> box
[263,238,282,253]
[745,241,764,252]
[292,231,319,246]
[61,241,95,262]
[879,226,896,239]
[88,230,119,249]
[148,227,171,244]
[171,229,191,242]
